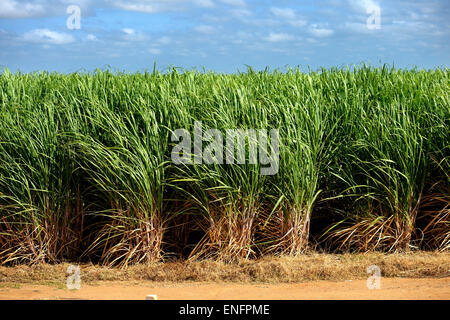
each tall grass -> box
[323,67,449,252]
[0,71,82,264]
[0,66,448,265]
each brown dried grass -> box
[1,252,448,285]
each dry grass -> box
[323,215,418,253]
[0,252,448,286]
[421,193,450,251]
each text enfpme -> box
[171,121,279,175]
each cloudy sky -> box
[0,0,449,73]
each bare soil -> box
[0,278,449,300]
[0,252,449,300]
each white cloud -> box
[148,48,161,55]
[0,0,93,18]
[270,7,296,20]
[270,7,307,27]
[0,0,45,18]
[22,29,75,45]
[230,8,252,18]
[122,28,148,41]
[344,22,372,34]
[0,0,214,18]
[113,1,160,13]
[239,17,277,27]
[194,25,216,34]
[309,24,334,37]
[193,0,215,8]
[265,32,294,42]
[86,34,97,41]
[229,30,253,44]
[289,20,307,27]
[110,0,217,13]
[60,0,92,7]
[348,0,379,13]
[219,0,246,7]
[122,28,135,35]
[157,36,171,44]
[110,0,195,13]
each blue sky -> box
[0,0,449,73]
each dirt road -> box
[1,277,449,300]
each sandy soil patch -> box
[0,277,449,300]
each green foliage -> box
[0,66,448,265]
